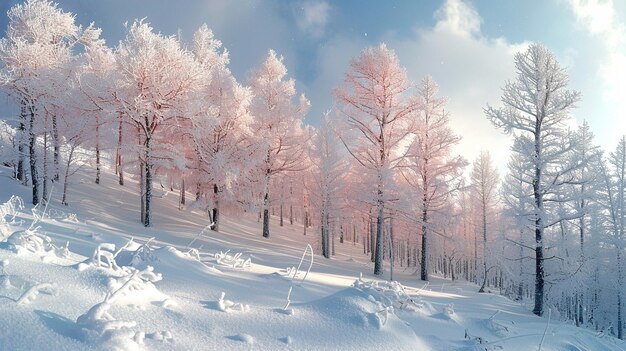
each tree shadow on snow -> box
[35,310,82,341]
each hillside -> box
[0,165,624,351]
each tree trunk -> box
[95,115,101,184]
[289,184,293,225]
[369,214,375,259]
[212,184,220,231]
[42,120,49,204]
[262,163,271,238]
[532,130,545,317]
[263,190,270,238]
[331,223,336,256]
[116,113,124,186]
[374,199,384,275]
[407,239,410,267]
[280,203,284,227]
[580,185,585,255]
[17,103,26,184]
[144,138,152,227]
[340,224,344,244]
[389,217,394,281]
[61,145,75,206]
[321,208,328,258]
[139,160,145,226]
[180,178,186,206]
[618,248,624,339]
[52,113,59,182]
[28,103,39,206]
[421,206,429,281]
[363,233,366,254]
[479,201,488,293]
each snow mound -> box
[76,266,171,350]
[106,265,167,307]
[128,245,222,275]
[228,333,254,344]
[352,275,423,312]
[297,285,427,350]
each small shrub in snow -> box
[79,240,134,272]
[55,241,71,259]
[279,266,297,279]
[77,266,170,350]
[131,238,157,266]
[107,266,162,295]
[99,243,123,269]
[216,291,250,313]
[47,208,79,223]
[7,229,69,258]
[0,196,24,220]
[214,250,251,269]
[185,248,201,261]
[0,195,24,237]
[279,244,314,315]
[5,199,70,258]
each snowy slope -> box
[0,165,624,351]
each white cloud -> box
[298,1,331,38]
[567,0,626,150]
[433,0,481,37]
[395,0,529,172]
[308,0,528,172]
[569,0,626,96]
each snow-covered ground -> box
[0,165,624,351]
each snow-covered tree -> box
[249,50,309,239]
[0,0,82,205]
[114,20,199,227]
[470,151,499,292]
[189,24,254,232]
[500,141,535,300]
[485,43,581,316]
[334,43,419,276]
[75,26,116,185]
[400,76,466,281]
[311,113,347,258]
[571,120,602,255]
[597,136,626,338]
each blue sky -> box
[1,0,625,169]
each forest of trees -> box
[0,0,624,340]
